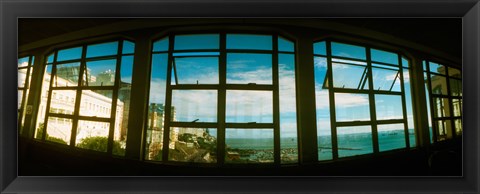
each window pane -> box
[437,120,453,141]
[452,99,462,117]
[174,34,219,50]
[375,94,403,120]
[145,103,166,161]
[449,78,462,96]
[332,62,369,90]
[18,57,30,67]
[46,117,72,145]
[227,34,272,50]
[401,57,409,68]
[57,47,82,62]
[403,68,416,147]
[172,90,217,122]
[226,53,272,84]
[430,74,448,95]
[335,93,370,122]
[153,37,169,52]
[432,98,450,118]
[18,90,24,110]
[279,54,297,163]
[173,52,219,57]
[168,127,217,163]
[378,123,406,152]
[120,56,134,84]
[331,42,366,60]
[85,59,117,86]
[313,41,326,55]
[314,56,332,161]
[429,62,446,74]
[172,57,218,85]
[337,126,373,157]
[18,68,28,88]
[115,60,132,156]
[122,41,135,54]
[79,90,113,118]
[226,90,272,123]
[76,120,110,152]
[372,67,401,92]
[54,62,81,87]
[278,37,294,52]
[225,128,274,163]
[86,41,118,58]
[448,67,461,78]
[49,90,76,115]
[454,119,462,136]
[424,72,433,143]
[371,49,398,65]
[35,65,53,139]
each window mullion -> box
[42,51,59,141]
[106,40,123,155]
[366,47,379,154]
[398,56,410,148]
[326,41,339,160]
[217,32,227,166]
[162,35,175,162]
[425,61,438,143]
[69,45,87,146]
[272,35,280,165]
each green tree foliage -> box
[77,136,125,156]
[36,123,68,145]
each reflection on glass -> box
[372,67,401,91]
[452,99,462,117]
[332,62,369,90]
[335,93,370,122]
[86,41,118,58]
[75,120,110,153]
[331,42,366,60]
[454,119,462,136]
[226,53,272,84]
[172,90,217,122]
[85,60,117,86]
[122,41,135,54]
[46,117,72,145]
[449,78,462,96]
[153,37,169,52]
[279,54,298,163]
[227,34,272,50]
[225,128,274,163]
[57,47,82,62]
[79,90,114,118]
[278,37,294,52]
[433,98,450,118]
[49,90,76,115]
[54,62,81,87]
[314,56,333,161]
[377,123,406,152]
[375,94,403,120]
[429,62,446,74]
[371,49,398,65]
[174,34,219,50]
[172,57,218,85]
[226,90,272,123]
[337,125,373,157]
[430,74,448,95]
[314,41,326,55]
[448,67,461,78]
[168,127,217,163]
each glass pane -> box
[226,53,272,84]
[49,90,76,115]
[79,90,114,118]
[54,62,81,87]
[454,119,462,136]
[432,98,450,118]
[122,41,135,54]
[227,34,272,50]
[57,47,82,62]
[314,56,332,161]
[172,90,217,122]
[332,62,369,90]
[173,52,219,57]
[429,62,446,75]
[76,120,110,152]
[46,117,72,145]
[403,68,416,147]
[424,72,433,143]
[153,37,169,52]
[452,99,462,117]
[168,127,217,163]
[18,68,28,88]
[337,125,373,157]
[174,34,219,50]
[47,53,54,64]
[314,41,326,55]
[375,94,403,120]
[378,123,406,152]
[86,41,118,58]
[423,61,427,72]
[84,59,117,86]
[449,78,462,96]
[279,54,297,163]
[371,49,398,65]
[35,65,53,139]
[172,57,218,85]
[448,67,461,78]
[226,90,273,123]
[18,56,30,67]
[401,57,409,68]
[437,120,453,140]
[225,128,274,163]
[372,67,401,92]
[18,90,24,110]
[120,56,134,84]
[331,42,366,60]
[278,37,294,52]
[115,65,131,156]
[335,93,370,122]
[430,74,448,95]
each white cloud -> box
[334,93,369,108]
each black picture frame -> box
[2,0,479,193]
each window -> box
[423,61,462,141]
[35,40,134,156]
[314,41,414,160]
[145,33,298,164]
[18,55,34,134]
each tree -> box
[76,136,125,155]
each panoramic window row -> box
[19,32,462,165]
